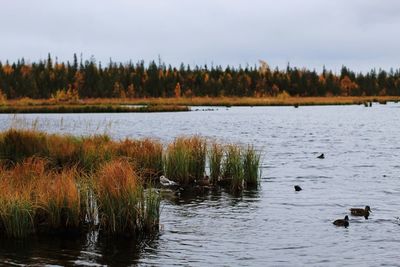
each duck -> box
[294,185,302,191]
[317,153,325,159]
[160,175,178,187]
[350,206,371,219]
[333,215,349,228]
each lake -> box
[1,103,400,266]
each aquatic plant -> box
[142,188,161,233]
[209,143,224,184]
[36,167,81,231]
[0,196,35,238]
[0,128,263,239]
[96,160,156,235]
[0,104,189,113]
[47,134,81,168]
[165,138,190,185]
[187,137,207,183]
[116,138,163,180]
[242,145,261,187]
[0,129,48,163]
[165,137,206,186]
[79,135,114,172]
[0,158,47,238]
[222,145,244,192]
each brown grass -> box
[5,96,400,107]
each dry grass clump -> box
[0,157,161,238]
[35,167,82,231]
[79,135,114,172]
[96,160,160,235]
[47,135,81,168]
[116,139,163,180]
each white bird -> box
[160,175,178,186]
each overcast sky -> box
[1,0,399,72]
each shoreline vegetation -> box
[0,103,189,113]
[1,55,400,113]
[0,129,261,238]
[0,96,398,114]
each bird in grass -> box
[350,206,371,219]
[294,185,302,191]
[317,153,325,159]
[160,175,178,186]
[333,215,349,228]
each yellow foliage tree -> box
[340,76,358,96]
[174,82,181,98]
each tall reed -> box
[188,137,207,182]
[36,168,81,231]
[116,139,163,180]
[242,145,261,187]
[80,135,114,172]
[142,188,161,233]
[209,143,224,184]
[0,195,35,238]
[47,134,81,168]
[165,137,206,186]
[222,145,244,192]
[0,158,47,238]
[0,129,48,163]
[96,160,146,235]
[165,138,190,185]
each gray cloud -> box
[0,0,399,72]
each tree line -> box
[0,54,400,99]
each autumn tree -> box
[340,76,359,96]
[174,82,181,98]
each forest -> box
[0,54,400,100]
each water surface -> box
[1,104,400,266]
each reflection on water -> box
[1,104,400,266]
[0,230,159,266]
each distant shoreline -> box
[0,96,398,113]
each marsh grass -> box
[0,104,189,113]
[96,160,144,235]
[143,187,161,233]
[80,135,114,172]
[209,143,224,184]
[0,158,45,238]
[47,135,81,168]
[0,129,48,163]
[0,129,261,238]
[223,145,244,192]
[243,146,261,187]
[36,168,81,231]
[165,139,190,185]
[0,196,35,238]
[116,139,163,180]
[165,137,206,186]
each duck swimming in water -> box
[350,206,371,219]
[317,153,325,159]
[333,215,349,228]
[294,185,302,191]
